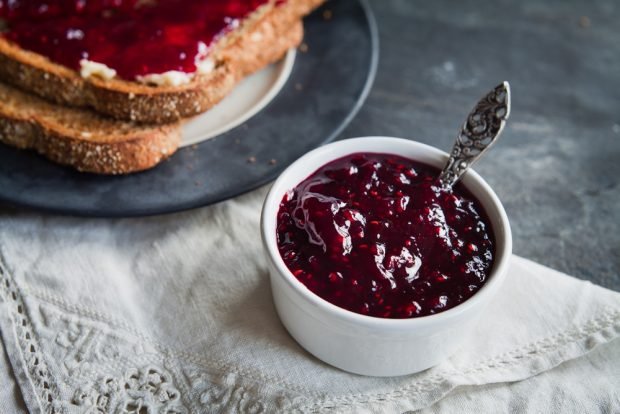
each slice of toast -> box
[0,0,323,124]
[0,12,305,174]
[0,81,181,174]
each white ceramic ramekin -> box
[261,137,512,376]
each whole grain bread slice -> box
[0,13,305,174]
[0,81,181,174]
[0,0,323,124]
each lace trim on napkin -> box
[0,263,60,412]
[1,258,619,414]
[0,259,304,414]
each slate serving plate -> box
[0,0,378,217]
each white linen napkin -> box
[0,188,618,413]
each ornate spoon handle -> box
[438,81,511,189]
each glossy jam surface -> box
[0,0,270,79]
[276,153,495,319]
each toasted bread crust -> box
[0,117,180,174]
[0,82,181,174]
[0,0,323,123]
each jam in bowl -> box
[276,152,495,319]
[261,137,512,376]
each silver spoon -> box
[438,81,511,189]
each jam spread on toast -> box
[277,153,495,319]
[0,0,272,80]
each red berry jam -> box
[0,0,271,80]
[276,153,495,319]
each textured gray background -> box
[339,0,620,291]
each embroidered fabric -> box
[0,266,59,412]
[0,262,297,414]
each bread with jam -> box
[0,0,324,123]
[0,0,324,173]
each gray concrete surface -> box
[340,0,620,291]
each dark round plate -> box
[0,0,378,217]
